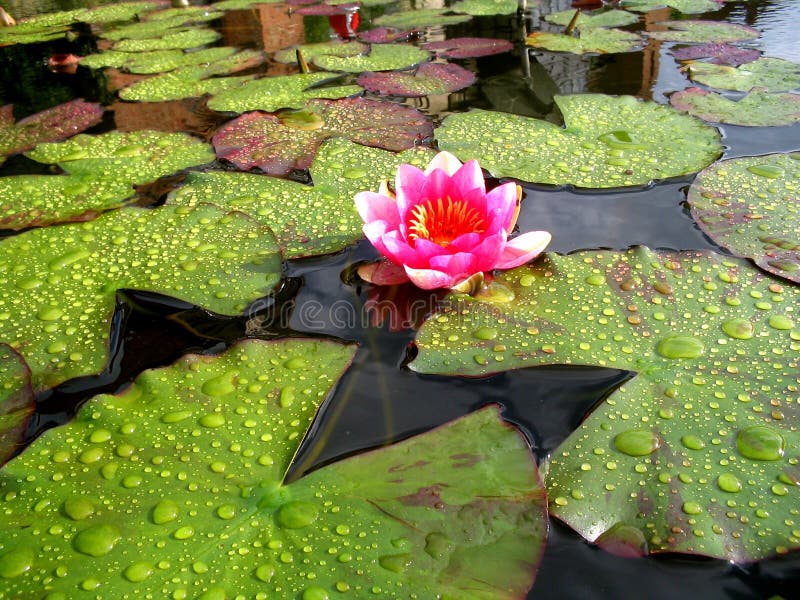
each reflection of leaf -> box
[0,100,103,165]
[0,204,281,389]
[687,153,800,283]
[0,340,546,599]
[212,98,432,175]
[526,28,642,55]
[648,20,759,44]
[412,247,800,561]
[0,345,35,466]
[357,62,475,97]
[670,87,800,126]
[686,58,800,93]
[169,138,434,258]
[435,94,721,188]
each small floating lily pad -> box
[0,340,547,599]
[0,345,34,466]
[358,27,417,44]
[101,11,223,41]
[412,247,800,561]
[80,46,239,75]
[421,37,514,59]
[544,8,639,28]
[620,0,722,13]
[686,57,800,92]
[374,8,472,29]
[113,28,222,52]
[311,43,430,73]
[648,20,759,44]
[670,87,800,126]
[212,97,432,175]
[687,153,800,283]
[671,43,760,67]
[273,40,367,64]
[526,28,642,54]
[450,0,517,16]
[435,94,721,188]
[0,100,103,166]
[208,72,362,113]
[169,138,434,258]
[0,204,281,389]
[357,62,475,96]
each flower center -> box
[407,197,486,247]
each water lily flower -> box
[354,151,551,290]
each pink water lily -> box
[354,151,551,290]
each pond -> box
[0,0,799,598]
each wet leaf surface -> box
[0,340,547,599]
[113,28,222,52]
[544,8,639,29]
[412,247,800,560]
[273,40,367,65]
[358,27,417,44]
[374,9,473,29]
[100,10,223,41]
[670,87,800,126]
[80,46,239,75]
[450,0,518,16]
[311,43,430,73]
[687,152,800,282]
[421,37,514,59]
[686,57,800,93]
[357,62,475,96]
[526,28,642,55]
[670,42,761,67]
[0,204,281,389]
[620,0,722,13]
[0,100,103,166]
[0,345,35,466]
[648,20,760,44]
[169,138,434,258]
[212,98,432,175]
[435,94,721,188]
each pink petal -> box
[358,260,411,285]
[467,231,506,271]
[494,231,551,270]
[418,168,454,204]
[354,191,400,228]
[451,159,485,195]
[484,182,519,233]
[411,237,450,261]
[447,232,482,251]
[362,220,395,258]
[381,230,428,268]
[424,151,462,176]
[395,164,427,221]
[403,265,462,289]
[428,251,478,278]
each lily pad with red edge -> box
[620,0,721,13]
[0,203,281,390]
[311,43,430,73]
[357,62,475,97]
[671,43,760,67]
[411,246,800,561]
[544,8,639,29]
[670,87,800,126]
[0,99,103,166]
[374,8,473,29]
[273,40,367,64]
[526,28,642,55]
[686,57,800,93]
[168,137,435,258]
[358,27,417,44]
[212,97,432,175]
[0,339,547,599]
[435,94,721,188]
[687,152,800,283]
[648,20,759,44]
[0,345,35,466]
[450,0,517,16]
[421,37,514,59]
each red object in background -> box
[47,53,80,74]
[329,10,360,39]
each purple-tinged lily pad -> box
[412,246,800,561]
[421,36,514,59]
[620,0,721,13]
[0,345,35,466]
[358,26,417,44]
[357,62,475,97]
[0,339,547,599]
[295,3,358,16]
[671,42,760,67]
[526,28,642,55]
[648,20,759,44]
[687,152,800,282]
[0,99,103,166]
[670,87,800,126]
[212,97,432,175]
[686,57,800,92]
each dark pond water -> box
[1,0,800,598]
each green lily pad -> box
[80,46,240,75]
[101,12,223,41]
[0,340,547,598]
[450,0,517,16]
[670,87,800,126]
[374,9,473,29]
[113,28,222,52]
[411,247,800,560]
[212,97,432,175]
[311,43,430,73]
[526,28,642,54]
[0,345,35,466]
[169,138,434,258]
[648,20,760,44]
[273,40,367,65]
[2,130,214,230]
[544,8,639,28]
[0,11,76,46]
[0,204,280,390]
[207,72,363,113]
[687,153,800,283]
[80,2,161,24]
[0,100,103,166]
[686,57,800,93]
[357,62,476,96]
[214,0,284,8]
[143,6,225,22]
[620,0,722,13]
[435,94,722,188]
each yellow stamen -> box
[407,196,486,247]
